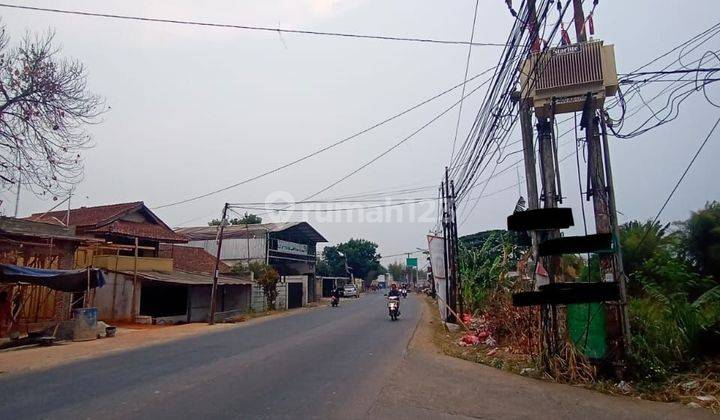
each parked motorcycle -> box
[387,295,400,321]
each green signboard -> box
[406,258,418,267]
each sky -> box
[2,0,719,266]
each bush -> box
[629,252,720,381]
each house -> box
[27,202,251,323]
[0,217,103,336]
[176,222,327,309]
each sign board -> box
[406,257,418,267]
[276,239,308,255]
[427,235,447,321]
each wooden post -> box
[209,203,229,325]
[110,248,119,320]
[587,114,627,374]
[572,0,587,43]
[600,115,632,350]
[130,237,139,320]
[450,180,463,317]
[537,116,561,360]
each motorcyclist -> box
[332,287,341,305]
[388,284,402,315]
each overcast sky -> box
[2,0,719,266]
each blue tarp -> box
[0,264,105,292]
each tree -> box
[233,261,280,310]
[619,220,671,278]
[680,201,720,280]
[387,261,405,283]
[0,26,104,198]
[320,238,385,284]
[208,212,262,226]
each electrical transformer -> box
[520,40,619,117]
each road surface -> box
[0,294,712,419]
[0,293,421,419]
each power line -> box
[294,76,492,205]
[153,67,496,209]
[449,0,481,164]
[641,114,720,242]
[0,3,512,47]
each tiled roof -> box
[159,244,232,274]
[27,201,186,243]
[28,202,143,227]
[88,220,187,243]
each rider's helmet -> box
[390,283,397,290]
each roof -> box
[119,270,252,286]
[27,202,187,243]
[159,244,232,274]
[176,221,327,243]
[0,217,103,243]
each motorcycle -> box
[331,295,339,307]
[401,289,408,299]
[387,295,400,321]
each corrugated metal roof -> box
[176,221,327,243]
[119,270,252,286]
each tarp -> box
[0,264,105,292]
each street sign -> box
[406,257,418,267]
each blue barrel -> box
[72,307,98,341]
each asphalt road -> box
[0,293,421,420]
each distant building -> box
[176,222,327,308]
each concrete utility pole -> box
[209,203,229,325]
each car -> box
[343,284,359,298]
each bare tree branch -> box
[0,24,105,199]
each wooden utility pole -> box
[130,237,139,319]
[440,180,452,322]
[600,115,632,349]
[537,116,561,357]
[450,180,463,317]
[208,203,229,325]
[572,0,587,43]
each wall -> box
[187,237,266,263]
[251,282,287,312]
[94,272,138,321]
[92,255,173,273]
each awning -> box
[0,264,105,292]
[116,270,252,286]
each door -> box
[287,282,303,309]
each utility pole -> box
[209,203,229,325]
[537,116,561,358]
[450,180,463,317]
[572,0,587,43]
[518,0,540,268]
[600,114,632,350]
[444,168,458,321]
